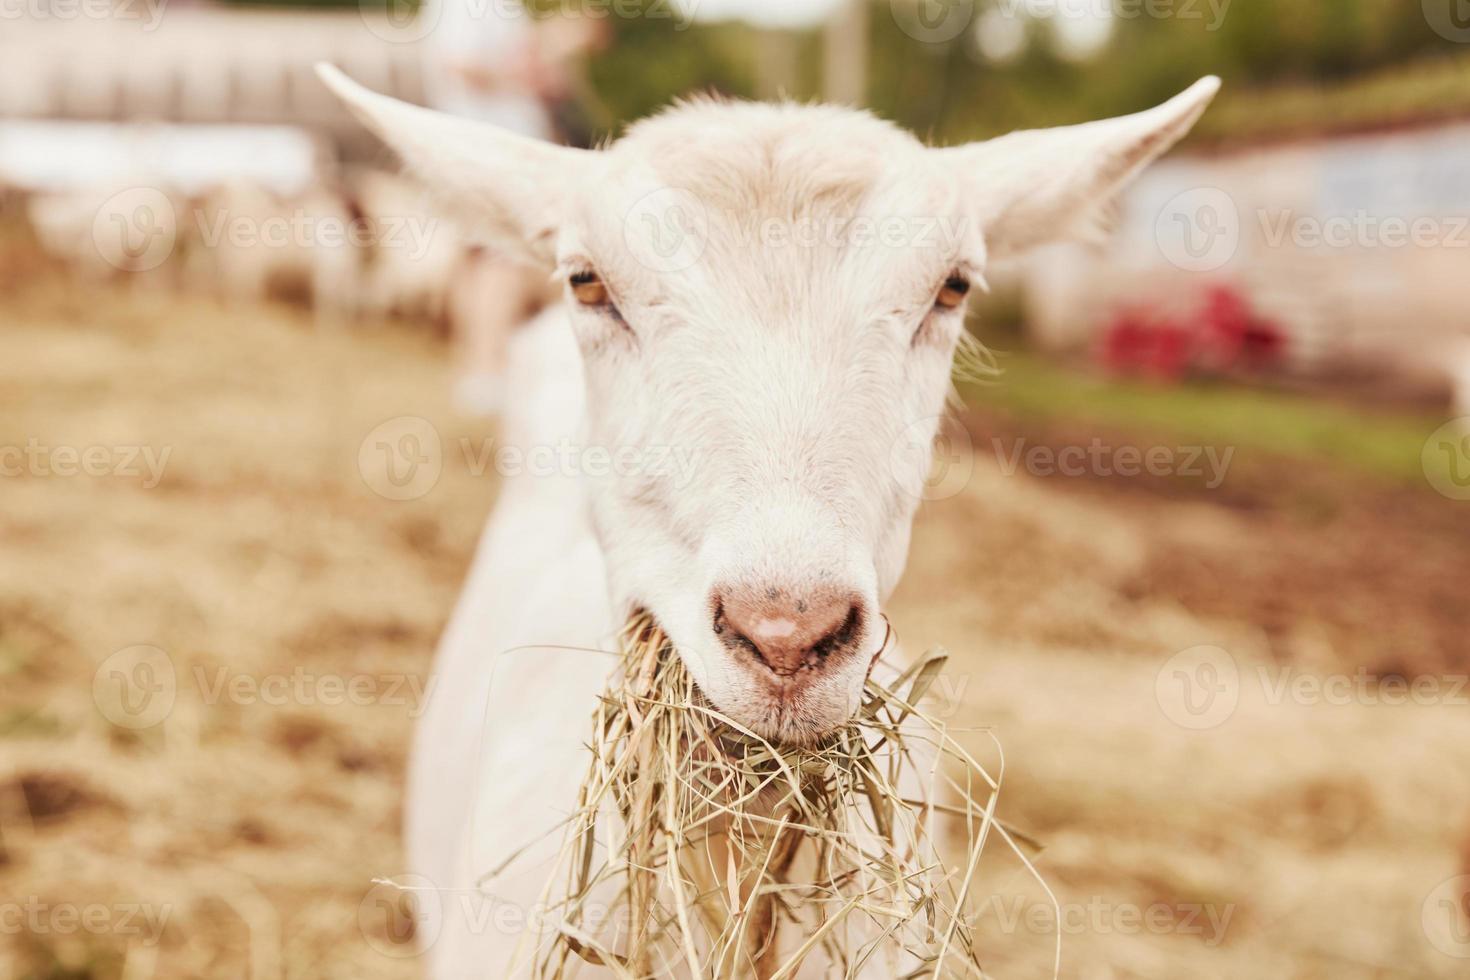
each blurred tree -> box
[229,0,1470,141]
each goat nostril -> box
[810,604,861,661]
[712,590,864,678]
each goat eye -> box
[570,271,611,308]
[935,275,971,311]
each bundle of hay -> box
[520,615,1035,979]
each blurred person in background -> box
[422,0,603,414]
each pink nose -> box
[712,588,864,678]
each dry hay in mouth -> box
[510,614,1051,979]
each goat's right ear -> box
[317,63,592,267]
[936,76,1220,263]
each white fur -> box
[319,64,1218,976]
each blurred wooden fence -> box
[0,10,425,159]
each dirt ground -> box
[3,252,1469,979]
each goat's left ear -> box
[316,63,594,268]
[936,76,1220,262]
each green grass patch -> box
[963,350,1451,487]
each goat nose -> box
[713,589,864,677]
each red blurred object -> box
[1100,309,1192,379]
[1098,284,1285,380]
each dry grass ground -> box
[2,245,1469,979]
[0,252,495,979]
[892,459,1470,978]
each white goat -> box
[321,64,1219,977]
[27,183,185,285]
[189,180,363,322]
[352,169,464,325]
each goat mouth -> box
[753,702,848,746]
[722,667,865,747]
